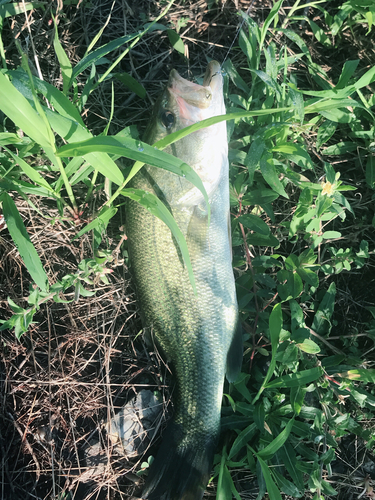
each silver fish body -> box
[126,61,242,500]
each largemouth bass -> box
[126,61,242,500]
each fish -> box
[126,60,242,500]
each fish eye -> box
[161,110,175,129]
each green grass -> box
[0,0,374,499]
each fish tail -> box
[141,422,217,500]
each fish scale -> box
[126,61,242,500]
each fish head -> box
[145,61,228,208]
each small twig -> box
[308,327,346,355]
[7,411,41,482]
[21,0,44,80]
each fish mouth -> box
[168,61,223,110]
[202,60,222,91]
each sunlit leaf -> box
[266,366,324,388]
[167,29,185,54]
[1,192,48,291]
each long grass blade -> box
[1,192,48,291]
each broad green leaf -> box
[70,33,139,84]
[354,64,375,90]
[7,297,24,314]
[228,423,257,460]
[57,136,210,214]
[246,232,279,247]
[238,28,258,70]
[217,461,232,500]
[257,456,282,500]
[297,338,321,354]
[3,146,55,193]
[266,366,324,389]
[153,108,292,152]
[122,188,196,294]
[337,369,375,383]
[269,303,282,350]
[80,63,96,108]
[0,132,30,146]
[75,282,96,298]
[167,29,185,54]
[309,19,331,46]
[279,29,312,62]
[336,60,360,89]
[333,188,354,216]
[292,83,355,99]
[304,98,363,114]
[242,188,279,206]
[69,163,95,186]
[1,192,48,291]
[366,155,375,188]
[53,21,72,95]
[57,136,201,188]
[244,138,266,182]
[322,230,342,239]
[278,443,305,491]
[233,373,253,403]
[257,418,294,460]
[114,72,146,98]
[253,401,265,432]
[3,178,57,199]
[252,69,281,97]
[278,271,303,300]
[311,282,336,335]
[222,58,251,93]
[260,0,283,48]
[260,157,288,198]
[237,214,270,235]
[320,108,355,123]
[0,72,53,150]
[290,385,305,415]
[253,303,282,403]
[322,142,357,155]
[330,3,352,36]
[273,470,302,497]
[285,254,298,270]
[73,206,117,240]
[316,194,333,218]
[0,2,43,18]
[316,120,337,149]
[321,480,338,496]
[11,69,85,125]
[44,109,124,186]
[289,84,305,123]
[242,187,279,206]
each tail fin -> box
[141,422,216,500]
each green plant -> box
[0,0,202,326]
[207,1,375,498]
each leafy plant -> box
[210,1,375,498]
